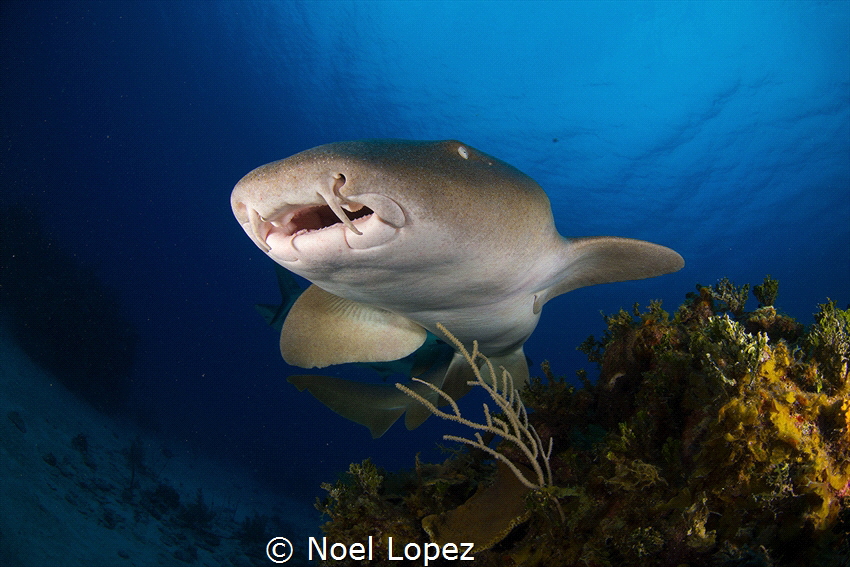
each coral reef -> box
[316,277,849,566]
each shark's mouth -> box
[279,202,374,237]
[244,185,406,262]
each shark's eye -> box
[457,145,469,159]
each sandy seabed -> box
[0,327,319,567]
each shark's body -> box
[231,139,684,437]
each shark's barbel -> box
[231,139,684,437]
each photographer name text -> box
[309,536,474,565]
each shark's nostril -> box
[233,201,248,220]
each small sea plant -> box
[752,274,779,307]
[178,488,216,532]
[121,435,146,502]
[316,458,422,564]
[708,277,750,316]
[804,299,850,393]
[237,513,271,545]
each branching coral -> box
[396,323,554,494]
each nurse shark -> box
[231,139,684,437]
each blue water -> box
[2,0,848,522]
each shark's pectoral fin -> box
[534,236,685,313]
[288,375,408,438]
[281,284,427,368]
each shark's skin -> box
[231,139,684,437]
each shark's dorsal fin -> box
[533,236,685,313]
[255,264,306,332]
[254,303,283,327]
[281,284,427,368]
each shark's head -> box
[231,139,554,282]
